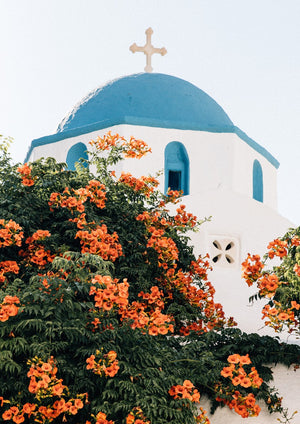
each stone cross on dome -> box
[130,27,167,73]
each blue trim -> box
[253,159,264,202]
[164,142,190,195]
[25,120,279,169]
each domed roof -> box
[25,73,279,169]
[57,73,234,133]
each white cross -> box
[130,28,167,73]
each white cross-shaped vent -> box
[208,236,239,268]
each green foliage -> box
[0,136,299,424]
[245,228,300,336]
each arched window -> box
[66,142,89,171]
[165,142,189,195]
[253,159,263,202]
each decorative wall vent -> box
[208,236,239,268]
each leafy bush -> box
[0,133,299,424]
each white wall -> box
[183,189,293,336]
[29,125,277,210]
[232,134,278,209]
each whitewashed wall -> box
[28,124,278,210]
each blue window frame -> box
[165,142,189,195]
[66,142,89,170]
[253,159,263,202]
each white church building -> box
[24,71,293,333]
[25,38,299,423]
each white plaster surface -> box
[29,125,278,208]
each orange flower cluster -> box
[118,173,159,197]
[27,356,66,398]
[195,407,210,424]
[168,380,200,403]
[242,235,300,334]
[218,391,261,418]
[147,228,179,268]
[89,275,129,311]
[86,349,119,378]
[262,301,299,333]
[161,263,233,335]
[241,254,264,287]
[291,236,300,246]
[136,204,199,271]
[291,300,300,310]
[267,238,288,259]
[89,273,173,337]
[137,204,197,234]
[85,180,107,208]
[216,354,262,418]
[2,404,36,423]
[90,132,125,151]
[50,185,122,262]
[92,411,115,424]
[221,354,262,388]
[136,208,232,333]
[293,263,300,277]
[173,204,197,230]
[165,189,182,204]
[2,357,86,423]
[137,209,181,269]
[189,258,211,281]
[126,407,150,424]
[0,260,19,283]
[26,230,51,244]
[136,210,171,228]
[17,163,35,186]
[122,136,152,159]
[90,132,151,159]
[120,286,174,336]
[257,273,283,298]
[49,190,85,213]
[0,219,23,248]
[172,268,213,313]
[242,256,298,332]
[0,295,20,322]
[179,321,204,336]
[138,285,164,307]
[76,224,123,261]
[49,180,106,213]
[19,230,53,267]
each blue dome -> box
[57,73,233,133]
[25,73,279,169]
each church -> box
[24,29,298,423]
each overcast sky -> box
[0,0,299,225]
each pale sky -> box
[0,0,299,225]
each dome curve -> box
[57,73,234,133]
